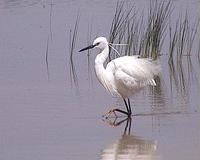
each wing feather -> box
[106,55,161,87]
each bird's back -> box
[106,55,161,98]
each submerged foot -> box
[102,116,130,127]
[102,108,131,118]
[102,108,118,118]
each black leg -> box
[103,108,129,118]
[124,117,132,135]
[123,98,130,113]
[113,109,129,115]
[103,99,132,118]
[128,98,132,115]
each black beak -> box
[79,44,96,52]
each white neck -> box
[94,46,110,90]
[95,46,109,65]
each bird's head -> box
[93,37,108,50]
[79,37,108,52]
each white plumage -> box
[104,55,160,98]
[79,37,161,116]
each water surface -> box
[0,0,200,160]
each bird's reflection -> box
[101,118,158,160]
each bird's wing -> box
[106,56,161,87]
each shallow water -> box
[0,0,200,160]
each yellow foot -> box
[102,108,119,118]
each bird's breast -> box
[95,64,119,96]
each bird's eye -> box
[96,42,100,46]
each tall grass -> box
[140,0,171,59]
[108,1,135,60]
[108,0,172,60]
[168,21,178,63]
[168,13,199,63]
[69,15,79,88]
[109,0,199,61]
[45,35,50,80]
[176,13,189,62]
[198,38,200,61]
[45,0,54,80]
[49,0,53,41]
[186,19,199,56]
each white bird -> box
[79,37,161,117]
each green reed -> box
[198,38,200,61]
[108,0,135,60]
[186,19,199,56]
[69,14,79,88]
[168,21,178,63]
[109,0,200,62]
[45,35,50,80]
[109,0,172,60]
[141,0,171,59]
[168,13,199,64]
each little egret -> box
[79,37,161,117]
